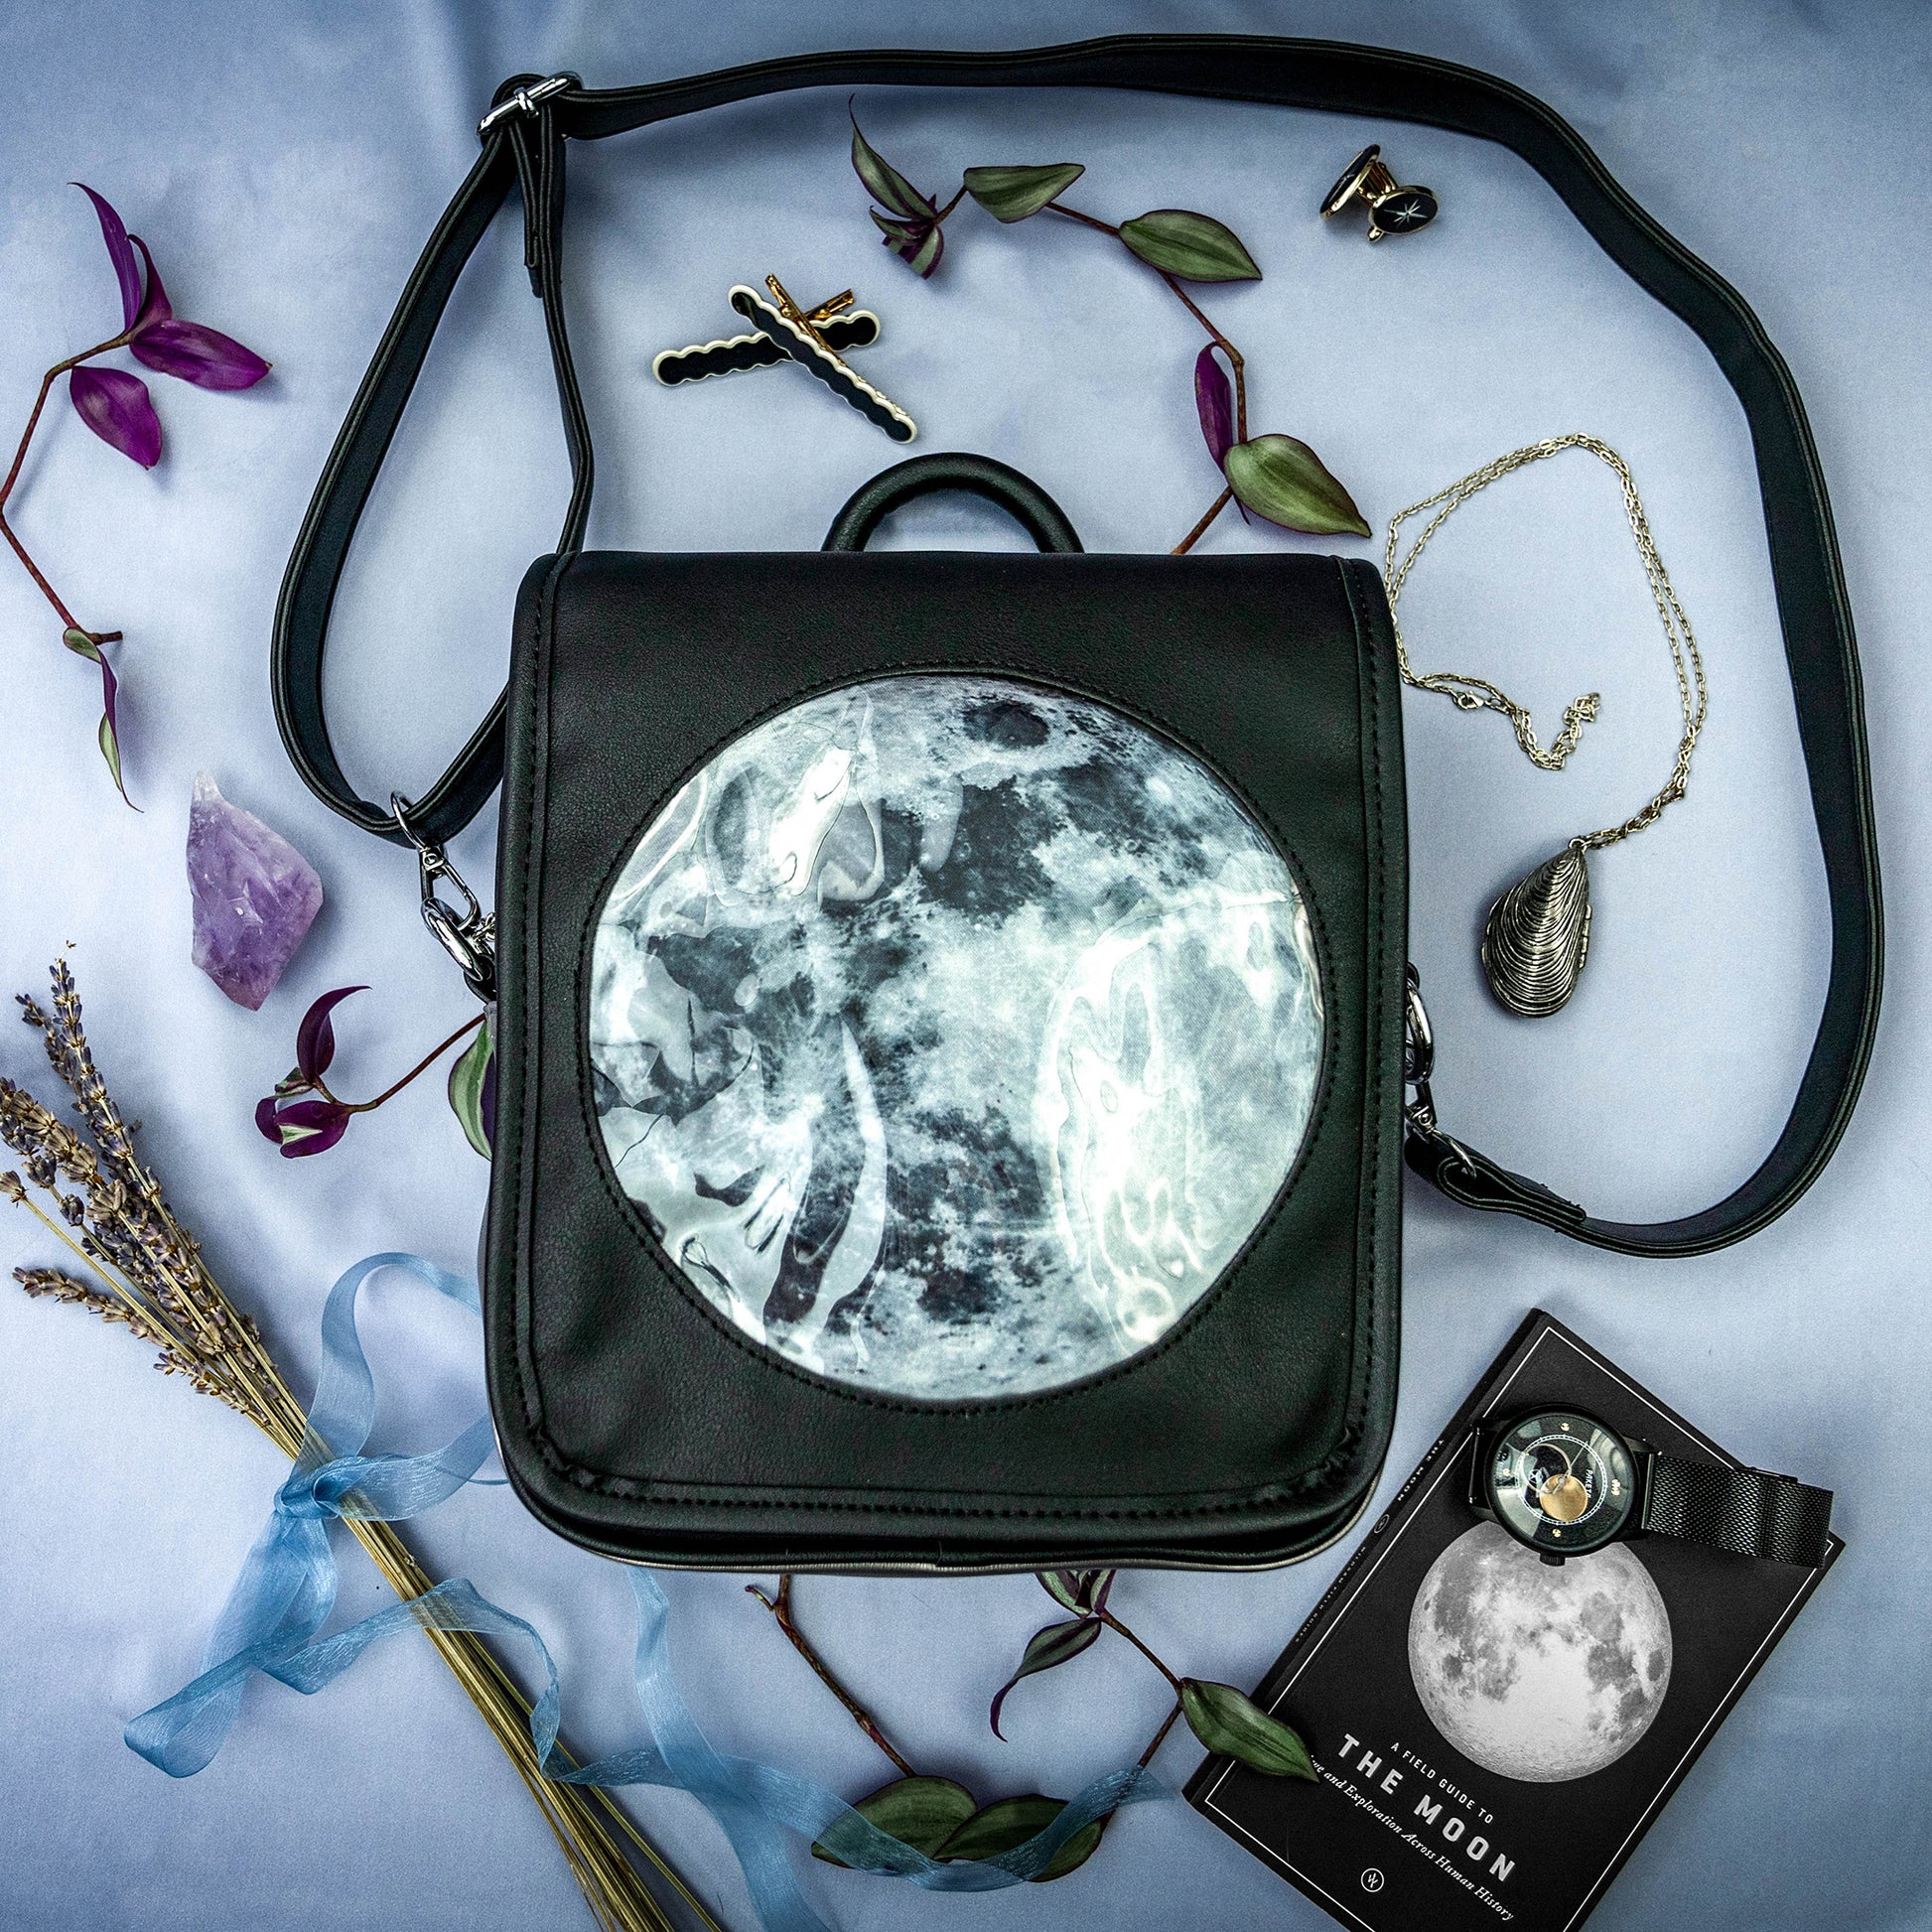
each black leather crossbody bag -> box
[272,39,1880,1574]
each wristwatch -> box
[1469,1408,1833,1568]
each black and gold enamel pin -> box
[653,276,916,442]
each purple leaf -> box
[990,1616,1103,1738]
[133,318,270,391]
[95,653,130,806]
[1194,345,1235,468]
[296,985,367,1084]
[73,184,140,331]
[264,1097,351,1159]
[123,235,269,388]
[62,630,131,803]
[128,235,171,330]
[69,365,161,468]
[480,1044,497,1149]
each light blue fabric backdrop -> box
[1,3,1924,1928]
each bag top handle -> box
[270,36,1880,1259]
[821,452,1084,554]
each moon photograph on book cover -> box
[589,673,1323,1400]
[1408,1523,1674,1782]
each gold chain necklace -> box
[1385,435,1709,1017]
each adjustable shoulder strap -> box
[271,36,1881,1258]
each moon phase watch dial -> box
[1480,1411,1638,1558]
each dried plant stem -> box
[0,331,129,639]
[2,960,722,1932]
[747,1578,917,1778]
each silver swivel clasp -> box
[392,795,497,1003]
[1403,963,1439,1135]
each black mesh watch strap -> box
[1640,1453,1833,1566]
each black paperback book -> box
[1186,1311,1841,1931]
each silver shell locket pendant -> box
[1481,839,1591,1017]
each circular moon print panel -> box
[588,674,1323,1400]
[1408,1523,1673,1783]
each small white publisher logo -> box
[1361,1868,1386,1893]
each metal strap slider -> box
[479,73,575,137]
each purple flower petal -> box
[1194,345,1235,469]
[296,985,366,1083]
[254,1095,286,1143]
[69,364,161,468]
[73,184,140,331]
[480,1045,497,1150]
[268,1097,351,1158]
[128,235,172,330]
[131,318,270,390]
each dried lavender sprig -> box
[4,962,710,1932]
[3,1066,267,1411]
[15,978,290,1412]
[14,1263,249,1412]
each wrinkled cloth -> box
[0,5,1918,1930]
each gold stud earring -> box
[1319,144,1439,241]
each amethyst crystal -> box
[187,772,323,1010]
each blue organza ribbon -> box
[126,1254,1165,1932]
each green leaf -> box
[937,1795,1105,1882]
[812,1776,978,1866]
[990,1616,1103,1737]
[63,625,101,663]
[448,1016,493,1159]
[903,222,944,278]
[1222,435,1370,537]
[1179,1680,1316,1779]
[1037,1570,1113,1613]
[850,110,936,220]
[962,162,1084,222]
[1118,208,1261,282]
[1038,1571,1086,1612]
[96,710,132,805]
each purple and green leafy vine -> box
[850,112,1369,554]
[0,186,268,804]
